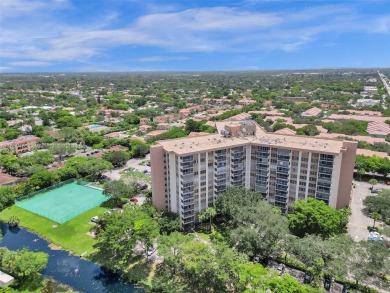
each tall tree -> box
[287,198,347,238]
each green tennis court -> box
[16,180,108,224]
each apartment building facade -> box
[151,121,357,229]
[0,135,40,154]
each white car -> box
[104,211,112,216]
[91,216,99,223]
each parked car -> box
[136,184,148,190]
[386,181,390,185]
[304,272,312,284]
[276,264,285,276]
[368,235,384,241]
[91,216,99,223]
[129,198,138,203]
[342,284,350,293]
[369,227,378,233]
[104,210,112,216]
[251,256,260,264]
[371,188,379,194]
[324,277,332,291]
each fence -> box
[14,178,108,224]
[15,178,77,203]
[16,196,107,224]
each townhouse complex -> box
[0,135,40,154]
[151,121,357,229]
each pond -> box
[0,223,141,293]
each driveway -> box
[104,154,150,181]
[348,180,388,241]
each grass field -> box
[0,205,108,256]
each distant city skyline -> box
[1,0,390,72]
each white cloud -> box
[0,0,70,21]
[0,66,13,72]
[8,61,51,67]
[1,2,389,67]
[136,56,190,62]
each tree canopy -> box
[287,198,350,238]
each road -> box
[378,71,390,109]
[347,180,388,241]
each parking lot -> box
[104,154,151,181]
[268,261,345,292]
[348,180,388,241]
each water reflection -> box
[0,223,141,293]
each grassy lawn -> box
[0,205,108,256]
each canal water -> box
[0,223,141,293]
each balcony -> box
[181,156,193,163]
[256,152,269,158]
[216,186,227,192]
[181,186,194,192]
[256,163,269,169]
[231,163,244,170]
[215,179,227,186]
[215,155,227,161]
[230,147,244,156]
[215,168,227,175]
[180,167,194,174]
[277,155,290,161]
[319,160,334,168]
[181,175,194,183]
[275,184,288,191]
[318,167,333,175]
[181,198,194,205]
[255,186,268,193]
[182,203,194,210]
[277,167,289,174]
[182,210,195,218]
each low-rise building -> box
[145,130,168,140]
[367,121,390,138]
[103,132,128,139]
[140,118,150,125]
[157,123,171,130]
[239,99,257,105]
[301,107,322,118]
[363,86,378,94]
[0,135,40,154]
[327,114,387,123]
[356,98,380,107]
[138,125,153,133]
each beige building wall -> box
[336,141,357,209]
[151,121,358,228]
[150,145,166,209]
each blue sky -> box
[0,0,389,72]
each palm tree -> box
[198,207,217,232]
[370,212,382,228]
[8,215,20,227]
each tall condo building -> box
[151,121,357,229]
